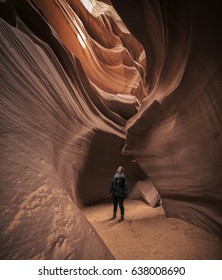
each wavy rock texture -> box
[114,0,222,237]
[0,0,148,259]
[0,0,222,259]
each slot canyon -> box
[0,0,222,259]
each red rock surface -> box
[115,0,222,236]
[0,0,222,259]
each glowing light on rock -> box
[77,33,86,48]
[80,0,96,14]
[76,22,86,49]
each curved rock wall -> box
[1,0,222,259]
[115,0,222,236]
[0,0,147,259]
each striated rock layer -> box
[114,0,222,237]
[0,17,113,259]
[0,0,222,259]
[0,0,147,259]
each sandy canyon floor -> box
[83,200,222,260]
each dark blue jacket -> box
[109,173,128,198]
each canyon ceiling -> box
[0,0,222,259]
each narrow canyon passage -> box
[1,0,222,260]
[83,200,222,260]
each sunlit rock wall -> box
[0,0,147,259]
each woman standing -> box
[108,166,128,222]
